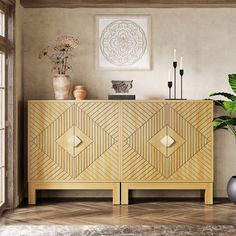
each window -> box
[0,6,6,210]
[0,10,5,37]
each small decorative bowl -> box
[111,80,133,93]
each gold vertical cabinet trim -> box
[28,100,213,205]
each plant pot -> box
[53,74,71,100]
[73,85,87,101]
[227,176,236,203]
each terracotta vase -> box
[53,74,71,100]
[73,85,87,101]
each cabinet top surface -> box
[28,99,213,103]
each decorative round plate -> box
[100,20,147,66]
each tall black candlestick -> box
[173,61,177,99]
[168,81,173,99]
[180,69,184,99]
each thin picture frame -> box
[95,15,151,71]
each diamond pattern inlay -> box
[30,102,120,181]
[56,126,93,157]
[122,102,212,180]
[149,126,185,157]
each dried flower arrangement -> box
[39,35,79,75]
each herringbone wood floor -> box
[1,199,236,225]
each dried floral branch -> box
[39,35,79,75]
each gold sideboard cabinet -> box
[121,100,214,205]
[28,101,121,204]
[28,100,214,205]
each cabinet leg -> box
[28,183,36,205]
[112,183,120,205]
[121,183,129,205]
[205,183,213,205]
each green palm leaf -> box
[213,116,236,125]
[229,74,236,94]
[210,92,236,101]
[213,117,236,135]
[212,120,227,129]
[209,74,236,137]
[223,101,236,114]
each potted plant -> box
[210,74,236,203]
[39,35,79,99]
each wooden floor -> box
[1,198,236,225]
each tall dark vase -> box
[227,176,236,203]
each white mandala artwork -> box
[100,20,147,66]
[96,15,151,70]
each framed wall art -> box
[96,15,151,70]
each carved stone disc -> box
[100,20,147,66]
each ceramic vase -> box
[227,176,236,203]
[73,85,87,101]
[53,74,71,100]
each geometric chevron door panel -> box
[28,101,74,182]
[28,101,120,182]
[121,101,166,182]
[167,101,213,182]
[121,101,213,182]
[73,102,120,181]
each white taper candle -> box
[168,68,171,81]
[180,57,183,69]
[174,49,176,62]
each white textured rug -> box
[0,225,236,236]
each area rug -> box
[0,225,236,236]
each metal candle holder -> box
[173,61,177,99]
[168,81,173,99]
[180,69,184,99]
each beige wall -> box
[15,0,24,206]
[23,8,236,198]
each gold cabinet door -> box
[73,101,120,182]
[166,101,213,182]
[29,101,120,182]
[122,101,167,182]
[121,101,213,182]
[28,101,74,182]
